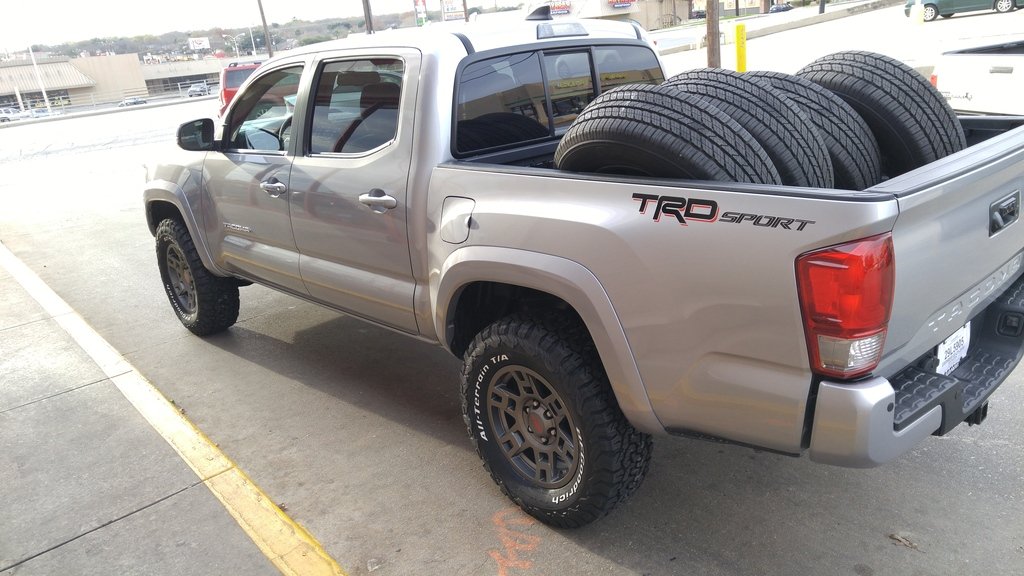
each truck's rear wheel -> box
[797,50,966,179]
[555,83,781,185]
[746,71,881,190]
[155,219,239,336]
[665,68,834,188]
[461,314,652,528]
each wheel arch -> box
[434,246,664,434]
[144,183,228,278]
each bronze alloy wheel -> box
[486,365,579,488]
[164,243,197,317]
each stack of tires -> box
[555,50,966,190]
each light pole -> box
[222,33,246,57]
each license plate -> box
[936,322,970,376]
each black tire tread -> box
[665,68,834,188]
[155,218,239,336]
[747,70,882,190]
[554,83,781,185]
[460,313,652,528]
[797,50,966,178]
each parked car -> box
[118,97,147,107]
[218,60,262,114]
[904,0,1022,21]
[187,83,210,97]
[769,2,794,12]
[929,36,1024,115]
[0,107,20,122]
[690,9,706,18]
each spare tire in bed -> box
[665,68,834,189]
[554,83,781,185]
[747,71,882,191]
[797,50,966,179]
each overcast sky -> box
[2,0,498,52]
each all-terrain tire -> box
[665,68,834,188]
[554,83,781,184]
[797,50,966,179]
[155,219,239,336]
[461,314,653,528]
[747,70,882,190]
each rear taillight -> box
[796,233,895,379]
[929,74,938,88]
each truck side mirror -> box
[177,119,217,151]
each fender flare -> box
[144,181,230,278]
[433,246,664,435]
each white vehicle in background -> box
[0,107,20,122]
[931,37,1024,115]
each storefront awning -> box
[0,61,95,96]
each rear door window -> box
[308,59,405,154]
[455,44,663,155]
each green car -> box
[904,0,1020,21]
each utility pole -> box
[362,0,375,34]
[257,0,274,56]
[706,0,721,67]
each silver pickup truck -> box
[144,14,1024,527]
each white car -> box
[930,37,1024,115]
[0,107,20,122]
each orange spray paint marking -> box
[488,507,540,576]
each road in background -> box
[2,40,1023,576]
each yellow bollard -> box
[735,23,747,73]
[909,0,925,25]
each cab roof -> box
[282,16,647,61]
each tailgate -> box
[875,125,1024,430]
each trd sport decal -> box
[631,193,815,231]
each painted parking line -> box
[0,241,345,576]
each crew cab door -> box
[203,63,307,294]
[287,51,418,332]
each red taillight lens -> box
[929,74,938,88]
[796,233,895,379]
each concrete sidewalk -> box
[0,244,326,575]
[650,0,904,55]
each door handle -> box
[990,66,1013,74]
[359,189,398,213]
[259,179,287,197]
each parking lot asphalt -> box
[0,243,342,575]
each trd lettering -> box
[632,193,719,225]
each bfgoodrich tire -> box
[797,50,966,179]
[747,71,882,190]
[461,314,652,528]
[554,83,781,185]
[155,219,239,336]
[665,68,834,188]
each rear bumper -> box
[808,377,941,467]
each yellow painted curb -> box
[0,241,345,576]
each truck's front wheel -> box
[155,219,239,336]
[461,315,652,528]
